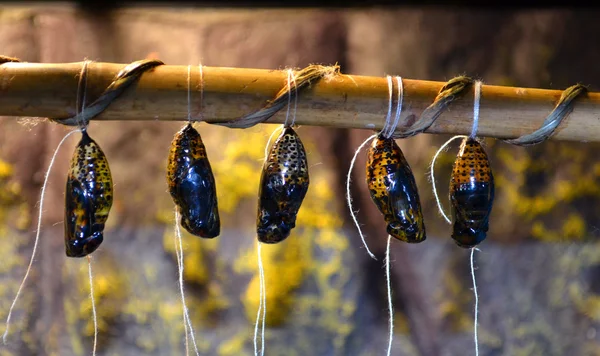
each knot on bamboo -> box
[49,59,165,127]
[211,64,341,129]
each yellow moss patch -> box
[211,125,274,215]
[0,160,13,179]
[436,263,473,332]
[242,235,312,326]
[217,330,249,356]
[63,254,128,353]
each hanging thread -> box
[87,256,98,356]
[174,210,200,356]
[253,241,266,356]
[470,80,482,356]
[384,234,394,356]
[171,64,201,356]
[471,247,480,356]
[80,62,99,355]
[429,79,483,356]
[346,75,403,260]
[429,135,466,224]
[383,76,403,356]
[198,63,204,122]
[2,129,80,344]
[3,61,95,344]
[254,69,299,356]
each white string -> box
[174,210,200,356]
[253,70,298,352]
[386,76,404,138]
[87,255,98,356]
[4,60,89,342]
[385,234,393,356]
[470,81,483,356]
[381,75,394,138]
[283,69,294,128]
[429,81,484,356]
[253,241,266,356]
[290,70,298,128]
[471,81,482,139]
[187,65,192,123]
[470,247,480,356]
[429,135,467,224]
[260,246,266,356]
[78,63,99,356]
[2,128,81,344]
[173,212,189,356]
[75,60,90,131]
[345,134,377,260]
[198,63,204,122]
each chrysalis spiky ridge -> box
[167,123,220,238]
[257,127,309,244]
[449,137,495,248]
[65,131,113,258]
[365,134,426,243]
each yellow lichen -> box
[63,253,128,353]
[0,160,13,179]
[436,261,474,332]
[217,330,250,356]
[242,235,312,326]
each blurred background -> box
[1,4,600,356]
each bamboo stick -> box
[0,61,597,142]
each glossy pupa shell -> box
[366,134,426,243]
[64,131,113,258]
[257,127,309,244]
[449,137,495,248]
[167,123,220,238]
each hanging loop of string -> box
[382,76,404,139]
[429,79,484,356]
[346,75,404,261]
[430,79,483,223]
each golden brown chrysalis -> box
[366,134,426,243]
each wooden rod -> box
[0,61,597,142]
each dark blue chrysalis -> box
[65,131,113,258]
[167,123,220,238]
